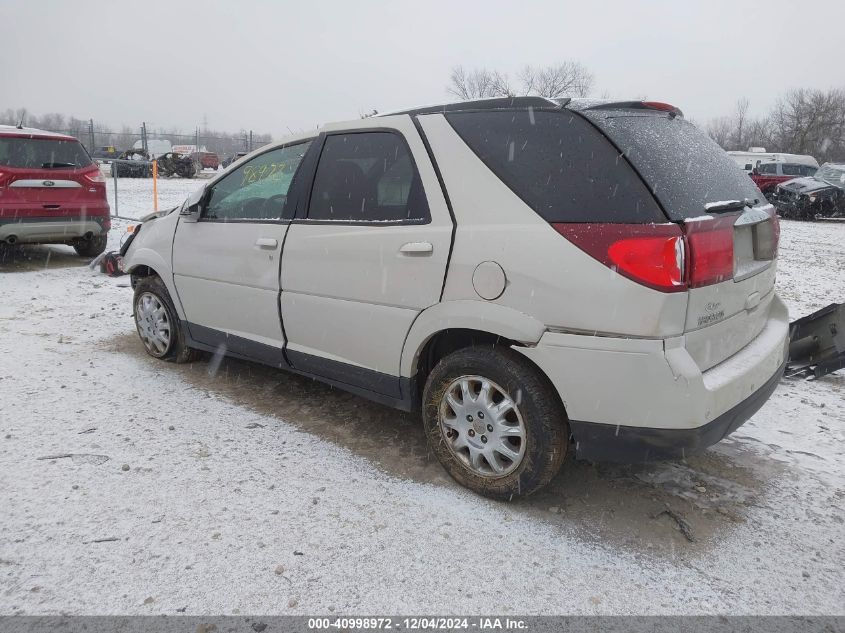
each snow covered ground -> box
[0,190,843,614]
[104,172,207,220]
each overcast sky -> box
[2,0,843,138]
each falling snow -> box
[0,178,842,614]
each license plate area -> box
[734,215,774,282]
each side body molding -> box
[400,300,546,377]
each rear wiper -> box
[704,198,758,213]
[41,162,78,168]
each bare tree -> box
[447,66,513,100]
[517,62,593,98]
[732,98,750,150]
[447,61,592,101]
[769,88,845,160]
[706,87,845,161]
[706,116,733,148]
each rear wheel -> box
[133,275,199,363]
[422,346,568,500]
[73,234,108,258]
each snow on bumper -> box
[515,295,790,461]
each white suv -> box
[122,97,789,499]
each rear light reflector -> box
[552,223,687,292]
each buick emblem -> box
[43,180,55,187]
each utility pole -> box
[88,119,95,153]
[249,130,253,153]
[195,127,200,152]
[141,122,148,153]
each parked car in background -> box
[91,145,121,162]
[113,148,153,178]
[156,152,197,178]
[122,97,788,499]
[774,162,845,220]
[0,125,110,256]
[221,151,247,169]
[191,151,220,170]
[752,161,818,200]
[728,149,818,174]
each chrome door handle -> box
[255,238,278,248]
[399,241,433,255]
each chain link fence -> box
[20,119,273,160]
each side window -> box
[781,164,801,176]
[308,132,430,222]
[446,110,664,223]
[203,141,311,221]
[758,163,776,174]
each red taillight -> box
[83,167,106,184]
[552,223,687,292]
[683,218,735,288]
[608,235,685,290]
[553,218,742,293]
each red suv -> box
[751,162,818,200]
[191,151,220,170]
[0,126,110,257]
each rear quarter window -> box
[445,110,664,223]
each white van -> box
[728,148,819,173]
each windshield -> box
[814,164,845,189]
[582,110,763,220]
[0,136,92,169]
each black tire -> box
[132,275,200,363]
[73,234,108,258]
[422,345,568,500]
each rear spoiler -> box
[787,303,845,378]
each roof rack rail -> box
[382,96,568,117]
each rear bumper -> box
[515,294,790,462]
[0,216,109,244]
[569,358,785,462]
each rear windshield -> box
[583,111,762,220]
[0,136,92,169]
[446,110,664,223]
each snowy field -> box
[103,170,209,220]
[0,183,843,614]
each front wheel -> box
[133,275,199,363]
[74,234,108,258]
[422,346,568,500]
